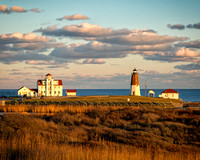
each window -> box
[54,91,56,94]
[58,91,60,94]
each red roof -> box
[46,73,52,76]
[162,89,178,93]
[30,89,38,92]
[57,80,63,85]
[66,90,77,92]
[37,80,44,85]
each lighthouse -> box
[130,68,141,96]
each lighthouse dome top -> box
[132,68,138,74]
[46,73,52,76]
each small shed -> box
[66,90,77,97]
[148,89,155,97]
[159,89,179,99]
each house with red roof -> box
[159,89,179,100]
[37,73,63,97]
[66,90,77,97]
[18,86,38,97]
[18,73,63,97]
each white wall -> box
[159,93,179,99]
[130,85,141,96]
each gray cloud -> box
[167,22,200,30]
[186,22,200,29]
[96,29,187,45]
[50,44,127,59]
[30,8,43,13]
[34,23,131,38]
[82,59,105,64]
[57,14,89,21]
[175,63,200,70]
[167,24,185,30]
[176,40,200,49]
[144,47,200,62]
[0,52,51,64]
[0,32,64,64]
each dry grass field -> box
[0,103,200,160]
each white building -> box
[130,68,141,96]
[148,89,155,97]
[159,89,179,100]
[18,86,38,97]
[66,90,77,97]
[37,73,63,97]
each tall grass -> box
[1,132,199,160]
[0,104,96,114]
[0,105,200,159]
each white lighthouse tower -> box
[130,68,141,96]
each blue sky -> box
[0,0,200,89]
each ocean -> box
[0,89,199,102]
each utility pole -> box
[145,81,147,97]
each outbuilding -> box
[159,89,179,99]
[148,89,155,97]
[66,90,77,97]
[18,86,38,98]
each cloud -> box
[186,22,200,29]
[0,4,7,12]
[10,6,27,12]
[35,23,191,63]
[144,47,200,62]
[0,32,64,64]
[96,29,187,45]
[0,52,51,64]
[25,60,56,65]
[30,8,43,13]
[57,14,89,21]
[176,40,200,49]
[49,42,127,59]
[140,70,200,89]
[34,23,131,38]
[82,59,105,64]
[175,63,200,70]
[0,32,51,43]
[167,24,185,30]
[167,22,200,30]
[0,32,64,50]
[0,5,42,14]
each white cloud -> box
[10,6,27,12]
[0,5,42,14]
[57,14,89,21]
[26,60,55,65]
[175,48,200,57]
[0,5,7,12]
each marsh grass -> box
[0,105,200,159]
[0,104,96,114]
